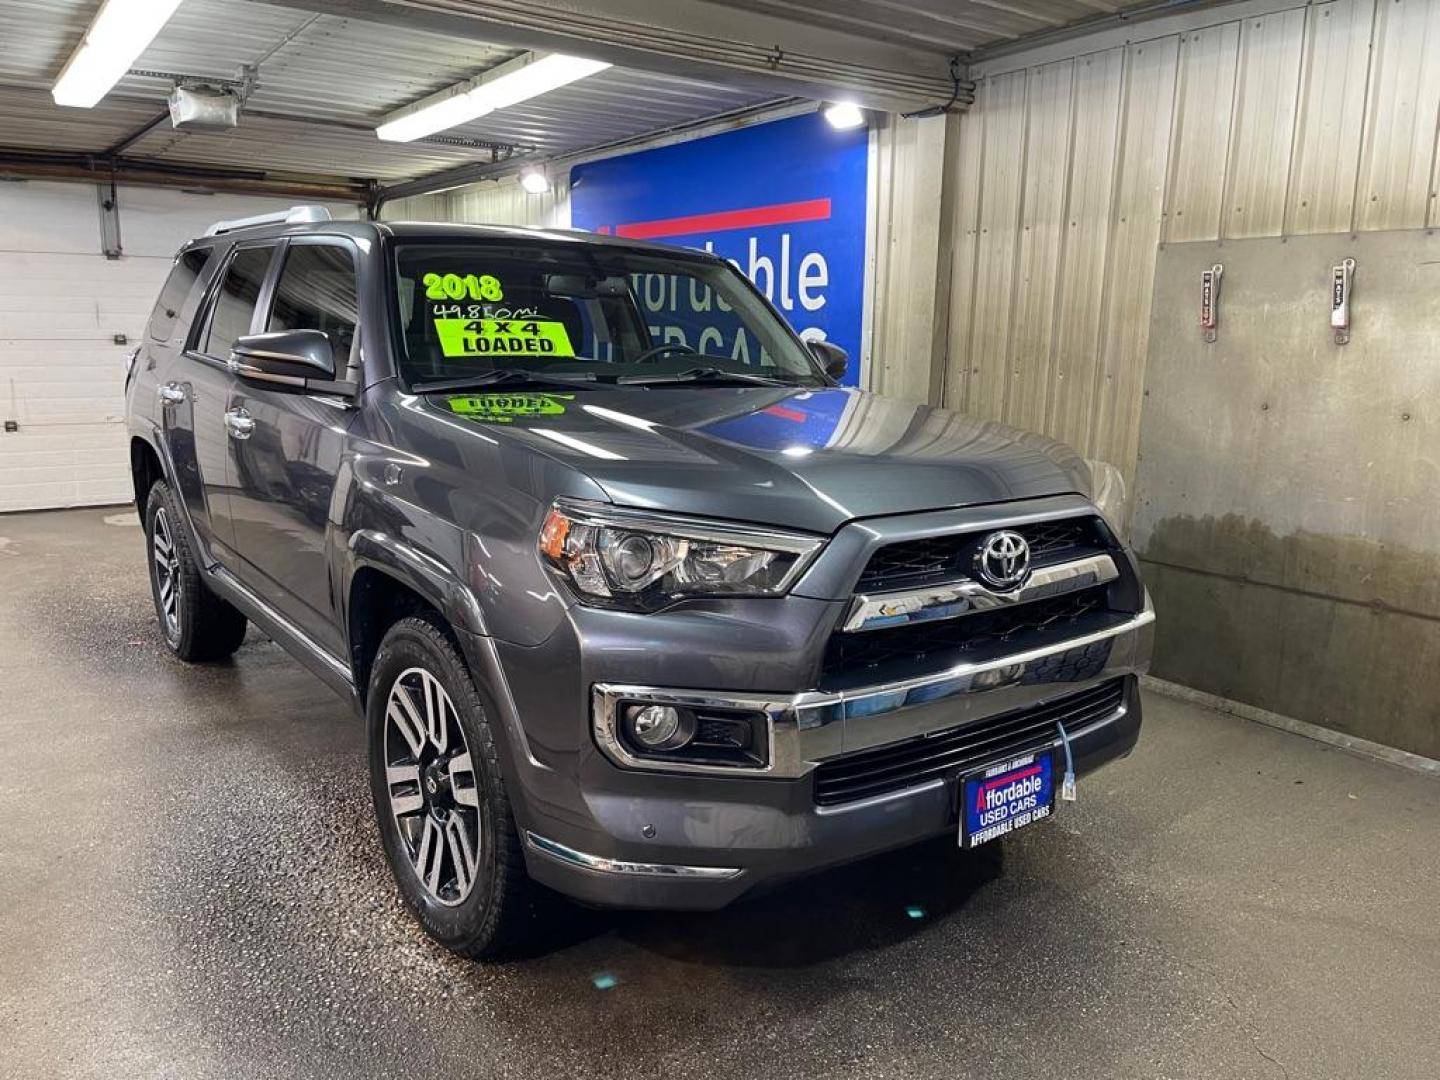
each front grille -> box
[822,586,1114,685]
[855,516,1104,594]
[812,678,1127,806]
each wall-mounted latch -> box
[1331,257,1355,345]
[1200,263,1223,343]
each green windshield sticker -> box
[423,272,503,302]
[446,393,573,423]
[434,317,575,359]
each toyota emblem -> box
[974,530,1031,590]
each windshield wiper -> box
[410,369,600,394]
[618,366,799,388]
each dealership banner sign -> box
[569,112,869,385]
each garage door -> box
[0,182,357,513]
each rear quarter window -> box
[147,247,212,343]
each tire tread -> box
[369,613,537,959]
[146,480,248,662]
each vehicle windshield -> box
[391,240,825,389]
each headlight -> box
[539,499,823,611]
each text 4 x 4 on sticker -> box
[433,317,575,359]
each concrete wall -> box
[1135,231,1440,759]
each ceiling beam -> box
[0,148,370,202]
[264,0,967,114]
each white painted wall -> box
[0,182,359,513]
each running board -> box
[207,566,356,701]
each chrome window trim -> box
[841,552,1120,633]
[524,832,743,879]
[228,358,308,386]
[592,599,1154,778]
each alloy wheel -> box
[152,507,182,641]
[383,666,483,906]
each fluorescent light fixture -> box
[519,167,551,194]
[377,52,611,143]
[52,0,185,108]
[822,102,866,131]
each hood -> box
[425,385,1090,534]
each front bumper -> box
[466,596,1154,911]
[522,674,1144,909]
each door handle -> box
[157,383,186,406]
[224,408,255,440]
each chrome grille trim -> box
[841,552,1119,633]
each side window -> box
[147,247,212,343]
[266,243,359,368]
[202,246,275,359]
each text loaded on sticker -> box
[434,317,575,359]
[446,393,572,422]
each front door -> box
[225,238,360,658]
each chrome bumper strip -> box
[592,598,1155,779]
[524,832,744,880]
[842,552,1119,632]
[798,602,1153,719]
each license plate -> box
[960,751,1055,849]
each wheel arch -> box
[130,435,167,518]
[345,535,487,706]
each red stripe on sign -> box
[614,198,832,240]
[979,765,1041,789]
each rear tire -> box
[366,614,536,958]
[144,480,248,661]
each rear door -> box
[162,243,276,561]
[224,237,360,657]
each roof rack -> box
[204,205,332,237]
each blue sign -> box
[569,112,869,385]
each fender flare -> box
[345,528,487,638]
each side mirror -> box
[808,339,849,381]
[230,330,345,393]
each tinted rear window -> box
[147,247,212,343]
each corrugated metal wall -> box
[943,0,1440,484]
[380,192,449,220]
[382,176,572,228]
[865,112,953,402]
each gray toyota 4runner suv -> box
[125,207,1154,957]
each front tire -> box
[366,615,535,958]
[144,480,248,661]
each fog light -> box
[625,704,693,751]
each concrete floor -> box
[1,507,1437,1080]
